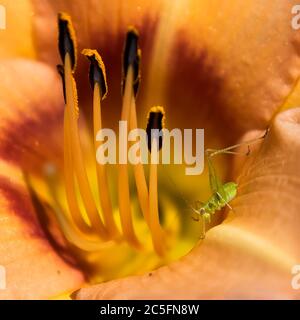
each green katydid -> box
[186,129,269,238]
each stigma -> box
[56,12,168,256]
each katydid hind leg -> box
[206,152,222,194]
[206,130,268,159]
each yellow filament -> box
[129,97,150,225]
[54,216,113,252]
[118,66,141,248]
[54,210,114,252]
[149,138,166,256]
[45,169,113,251]
[63,109,92,234]
[64,53,108,239]
[131,101,166,255]
[93,82,120,238]
[47,177,113,252]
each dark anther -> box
[146,109,164,152]
[83,50,108,99]
[58,13,76,71]
[122,28,141,97]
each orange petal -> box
[31,1,300,139]
[0,159,84,299]
[0,59,64,173]
[73,108,300,299]
[0,60,84,299]
[145,0,300,135]
[31,0,165,65]
[0,0,35,58]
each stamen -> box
[117,27,144,248]
[146,106,166,256]
[82,49,120,239]
[58,13,108,239]
[124,34,149,226]
[64,54,108,238]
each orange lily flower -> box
[0,0,299,299]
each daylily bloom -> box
[0,0,300,299]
